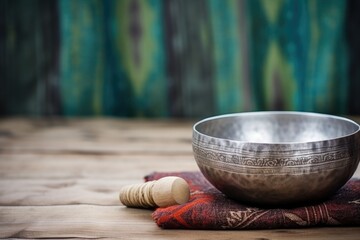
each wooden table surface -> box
[0,118,359,239]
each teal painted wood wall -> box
[1,0,358,118]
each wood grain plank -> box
[0,178,127,206]
[0,154,358,180]
[0,116,357,130]
[0,140,192,155]
[0,153,195,206]
[2,177,360,207]
[0,118,194,154]
[0,118,194,130]
[0,153,358,207]
[0,119,193,145]
[1,205,359,239]
[0,154,198,179]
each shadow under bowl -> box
[192,111,360,207]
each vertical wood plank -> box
[209,0,242,114]
[0,0,60,116]
[110,0,168,117]
[346,0,360,114]
[305,0,347,113]
[59,0,105,116]
[164,0,215,118]
[248,0,347,113]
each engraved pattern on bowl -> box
[192,112,360,206]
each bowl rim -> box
[193,111,360,145]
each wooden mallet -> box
[119,176,190,208]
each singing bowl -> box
[192,112,360,206]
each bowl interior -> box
[194,112,359,144]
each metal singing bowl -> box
[192,111,360,206]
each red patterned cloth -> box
[145,172,360,230]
